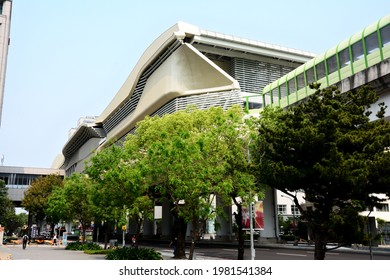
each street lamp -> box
[247,138,255,260]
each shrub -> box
[84,249,110,255]
[105,247,163,260]
[81,242,102,250]
[65,241,84,251]
[65,242,102,251]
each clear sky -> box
[0,0,389,168]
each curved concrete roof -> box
[61,21,316,168]
[61,124,105,162]
[95,21,315,145]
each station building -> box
[0,0,12,126]
[51,22,315,242]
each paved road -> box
[146,243,390,260]
[2,242,390,260]
[0,244,106,260]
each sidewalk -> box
[0,246,12,260]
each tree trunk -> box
[314,239,327,260]
[189,239,196,260]
[233,203,245,260]
[103,223,109,250]
[135,218,143,249]
[81,226,86,244]
[312,227,327,260]
[188,219,203,260]
[175,216,187,259]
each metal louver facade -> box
[151,89,242,117]
[230,57,296,94]
[115,89,242,146]
[103,40,183,134]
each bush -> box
[65,242,102,251]
[105,247,163,260]
[84,249,110,255]
[65,241,84,251]
[81,242,102,250]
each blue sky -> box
[0,0,389,168]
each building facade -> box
[0,165,64,207]
[52,22,315,242]
[0,0,11,126]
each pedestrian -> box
[169,237,177,256]
[53,234,57,246]
[22,234,28,250]
[131,235,136,247]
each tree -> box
[222,114,261,260]
[21,174,63,234]
[0,179,17,234]
[46,173,94,243]
[128,105,261,259]
[255,84,390,259]
[86,144,129,249]
[116,140,154,248]
[3,212,28,236]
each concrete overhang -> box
[62,124,106,159]
[96,22,316,126]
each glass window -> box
[297,73,305,90]
[278,204,287,215]
[291,205,300,216]
[287,79,296,95]
[305,67,315,84]
[315,62,326,79]
[279,83,287,98]
[380,24,390,47]
[326,55,338,73]
[338,48,351,67]
[376,203,389,212]
[351,40,364,61]
[365,32,379,54]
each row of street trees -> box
[22,105,260,259]
[20,84,390,260]
[0,180,27,235]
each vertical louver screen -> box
[230,58,295,94]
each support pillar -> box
[260,188,279,243]
[161,198,173,240]
[215,196,232,241]
[143,218,154,238]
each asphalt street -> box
[1,242,390,260]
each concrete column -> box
[143,218,154,238]
[215,196,232,241]
[161,198,173,239]
[260,188,278,243]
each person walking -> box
[22,234,28,250]
[169,237,177,257]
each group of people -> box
[21,234,58,249]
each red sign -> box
[242,201,264,230]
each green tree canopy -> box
[21,174,63,226]
[46,173,94,243]
[85,144,129,248]
[0,179,17,233]
[126,105,260,259]
[255,84,390,259]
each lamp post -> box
[247,138,255,260]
